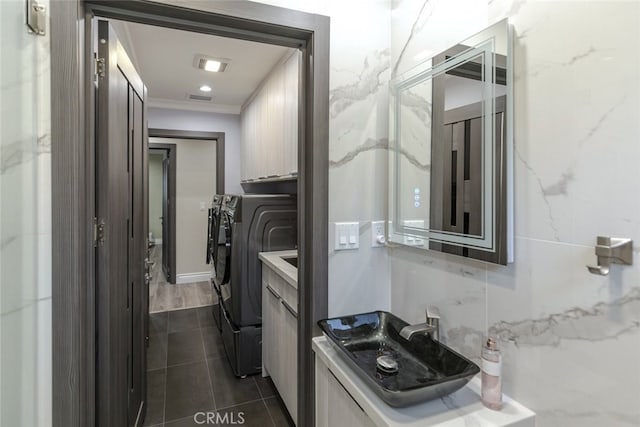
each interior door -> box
[95,19,148,427]
[162,155,170,280]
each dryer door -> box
[210,205,223,267]
[216,210,233,304]
[206,207,214,264]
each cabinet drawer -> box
[264,265,297,313]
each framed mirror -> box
[388,19,513,264]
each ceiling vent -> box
[188,94,213,101]
[194,55,230,73]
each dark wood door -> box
[95,19,147,427]
[430,96,507,264]
[162,155,170,280]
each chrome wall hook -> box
[586,236,633,276]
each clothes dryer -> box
[218,194,297,376]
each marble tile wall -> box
[253,0,393,316]
[389,1,640,426]
[0,0,52,426]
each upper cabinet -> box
[388,19,514,265]
[241,50,300,182]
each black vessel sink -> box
[318,311,480,407]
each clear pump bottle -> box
[481,337,502,410]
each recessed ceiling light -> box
[204,60,222,72]
[200,85,212,92]
[194,55,230,73]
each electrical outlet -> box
[371,221,386,247]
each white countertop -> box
[258,250,298,289]
[313,336,535,427]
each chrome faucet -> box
[399,307,440,341]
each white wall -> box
[148,153,163,240]
[389,1,640,426]
[148,108,242,194]
[0,0,52,425]
[150,137,216,279]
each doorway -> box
[148,131,225,313]
[137,25,295,423]
[147,129,226,289]
[148,143,176,285]
[51,2,329,427]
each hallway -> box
[148,245,215,313]
[145,307,294,426]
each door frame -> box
[148,142,177,284]
[50,1,329,427]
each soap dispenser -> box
[481,337,503,410]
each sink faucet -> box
[399,307,440,341]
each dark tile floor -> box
[144,306,295,427]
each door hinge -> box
[26,0,46,36]
[94,54,106,81]
[93,218,105,246]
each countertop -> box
[258,250,298,289]
[313,336,535,427]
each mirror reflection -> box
[389,19,512,264]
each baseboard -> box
[154,238,163,245]
[175,272,210,284]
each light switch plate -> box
[334,222,359,250]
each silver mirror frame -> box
[388,18,514,263]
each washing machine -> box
[218,194,297,376]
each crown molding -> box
[147,97,241,115]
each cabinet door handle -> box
[266,284,280,300]
[281,299,297,318]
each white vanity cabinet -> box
[260,252,298,425]
[316,359,376,427]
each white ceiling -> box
[112,20,292,114]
